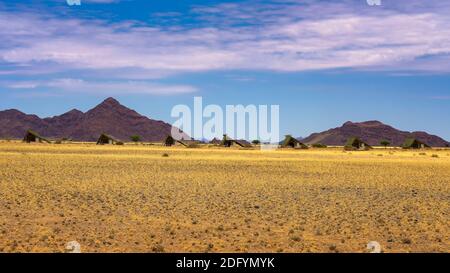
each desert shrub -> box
[130,135,141,143]
[402,238,412,244]
[432,154,439,158]
[380,140,390,148]
[162,153,169,157]
[187,143,199,148]
[312,143,327,148]
[252,140,260,145]
[116,142,124,145]
[152,244,165,253]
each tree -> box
[380,140,390,148]
[252,139,261,145]
[130,135,141,143]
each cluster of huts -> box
[342,137,430,150]
[163,134,252,148]
[21,130,433,150]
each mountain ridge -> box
[302,120,448,147]
[0,101,448,146]
[0,97,184,142]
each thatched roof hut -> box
[221,134,233,147]
[221,134,252,148]
[176,139,200,148]
[402,138,430,149]
[344,137,372,150]
[234,139,253,148]
[281,135,308,149]
[96,133,121,145]
[209,137,222,145]
[23,130,50,143]
[164,135,175,146]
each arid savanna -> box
[0,142,448,253]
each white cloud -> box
[7,82,39,89]
[3,78,197,95]
[1,0,450,76]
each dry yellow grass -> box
[0,142,448,253]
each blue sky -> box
[0,0,449,140]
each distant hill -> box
[302,120,449,147]
[0,97,186,142]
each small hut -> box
[209,137,222,145]
[23,130,50,143]
[402,138,430,149]
[176,139,200,148]
[96,133,121,145]
[221,134,233,147]
[281,135,308,149]
[164,135,176,146]
[221,134,252,148]
[234,139,253,148]
[344,137,372,150]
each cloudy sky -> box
[0,0,449,139]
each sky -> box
[0,0,449,140]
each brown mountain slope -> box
[302,120,449,147]
[0,97,185,142]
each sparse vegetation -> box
[130,135,141,143]
[0,143,448,253]
[380,140,390,148]
[312,143,327,148]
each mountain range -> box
[302,120,448,147]
[0,97,181,142]
[0,98,448,146]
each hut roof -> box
[402,138,430,148]
[24,129,50,143]
[222,134,233,141]
[176,140,200,147]
[234,139,252,147]
[100,133,119,141]
[221,134,253,147]
[209,137,222,144]
[96,133,121,144]
[345,137,372,148]
[281,135,306,147]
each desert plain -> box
[0,142,448,253]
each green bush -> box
[130,135,141,143]
[380,140,390,148]
[312,143,327,148]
